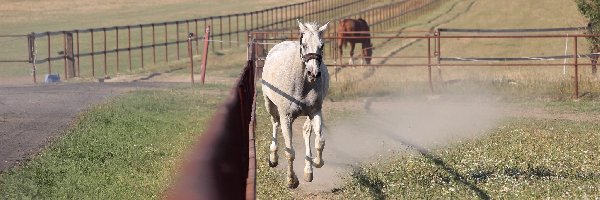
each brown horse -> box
[337,18,373,65]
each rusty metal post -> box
[29,33,37,83]
[236,15,240,45]
[140,24,144,69]
[428,36,433,93]
[436,30,442,81]
[210,17,214,51]
[219,16,223,49]
[63,32,67,79]
[64,32,74,78]
[195,19,200,54]
[91,30,95,76]
[47,32,51,74]
[76,30,80,77]
[116,28,119,73]
[187,32,194,84]
[165,23,169,62]
[152,24,156,64]
[176,21,180,60]
[128,26,132,72]
[103,28,107,76]
[574,36,579,99]
[228,16,232,48]
[201,26,211,84]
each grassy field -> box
[253,0,600,199]
[331,117,600,199]
[0,86,226,199]
[2,0,599,199]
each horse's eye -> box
[301,44,307,49]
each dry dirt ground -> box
[0,81,181,172]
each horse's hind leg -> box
[264,97,280,167]
[302,117,313,182]
[311,111,325,168]
[280,115,299,189]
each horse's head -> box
[298,19,329,84]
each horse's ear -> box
[297,19,307,32]
[318,21,330,33]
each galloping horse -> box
[337,18,373,65]
[262,20,330,189]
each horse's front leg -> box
[302,117,313,182]
[311,111,325,168]
[349,43,355,65]
[338,44,344,66]
[280,116,299,189]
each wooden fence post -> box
[65,32,75,78]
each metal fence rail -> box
[23,0,370,83]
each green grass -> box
[0,87,224,199]
[333,118,600,199]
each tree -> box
[576,0,600,74]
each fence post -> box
[128,26,132,72]
[47,32,51,75]
[63,31,67,79]
[116,28,119,73]
[165,23,169,62]
[436,30,443,81]
[428,35,433,94]
[103,28,107,77]
[573,36,579,99]
[220,16,223,49]
[76,30,80,77]
[65,32,75,78]
[201,26,211,84]
[188,32,195,84]
[91,30,95,77]
[152,24,156,64]
[176,21,180,60]
[29,33,37,84]
[140,25,144,69]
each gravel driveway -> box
[0,82,176,171]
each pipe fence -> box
[20,0,372,83]
[250,29,600,99]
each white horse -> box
[261,20,330,189]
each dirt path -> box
[0,82,179,172]
[275,95,504,197]
[279,94,600,198]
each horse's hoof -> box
[288,176,299,189]
[313,159,324,168]
[304,172,313,182]
[268,160,278,168]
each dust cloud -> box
[291,94,505,194]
